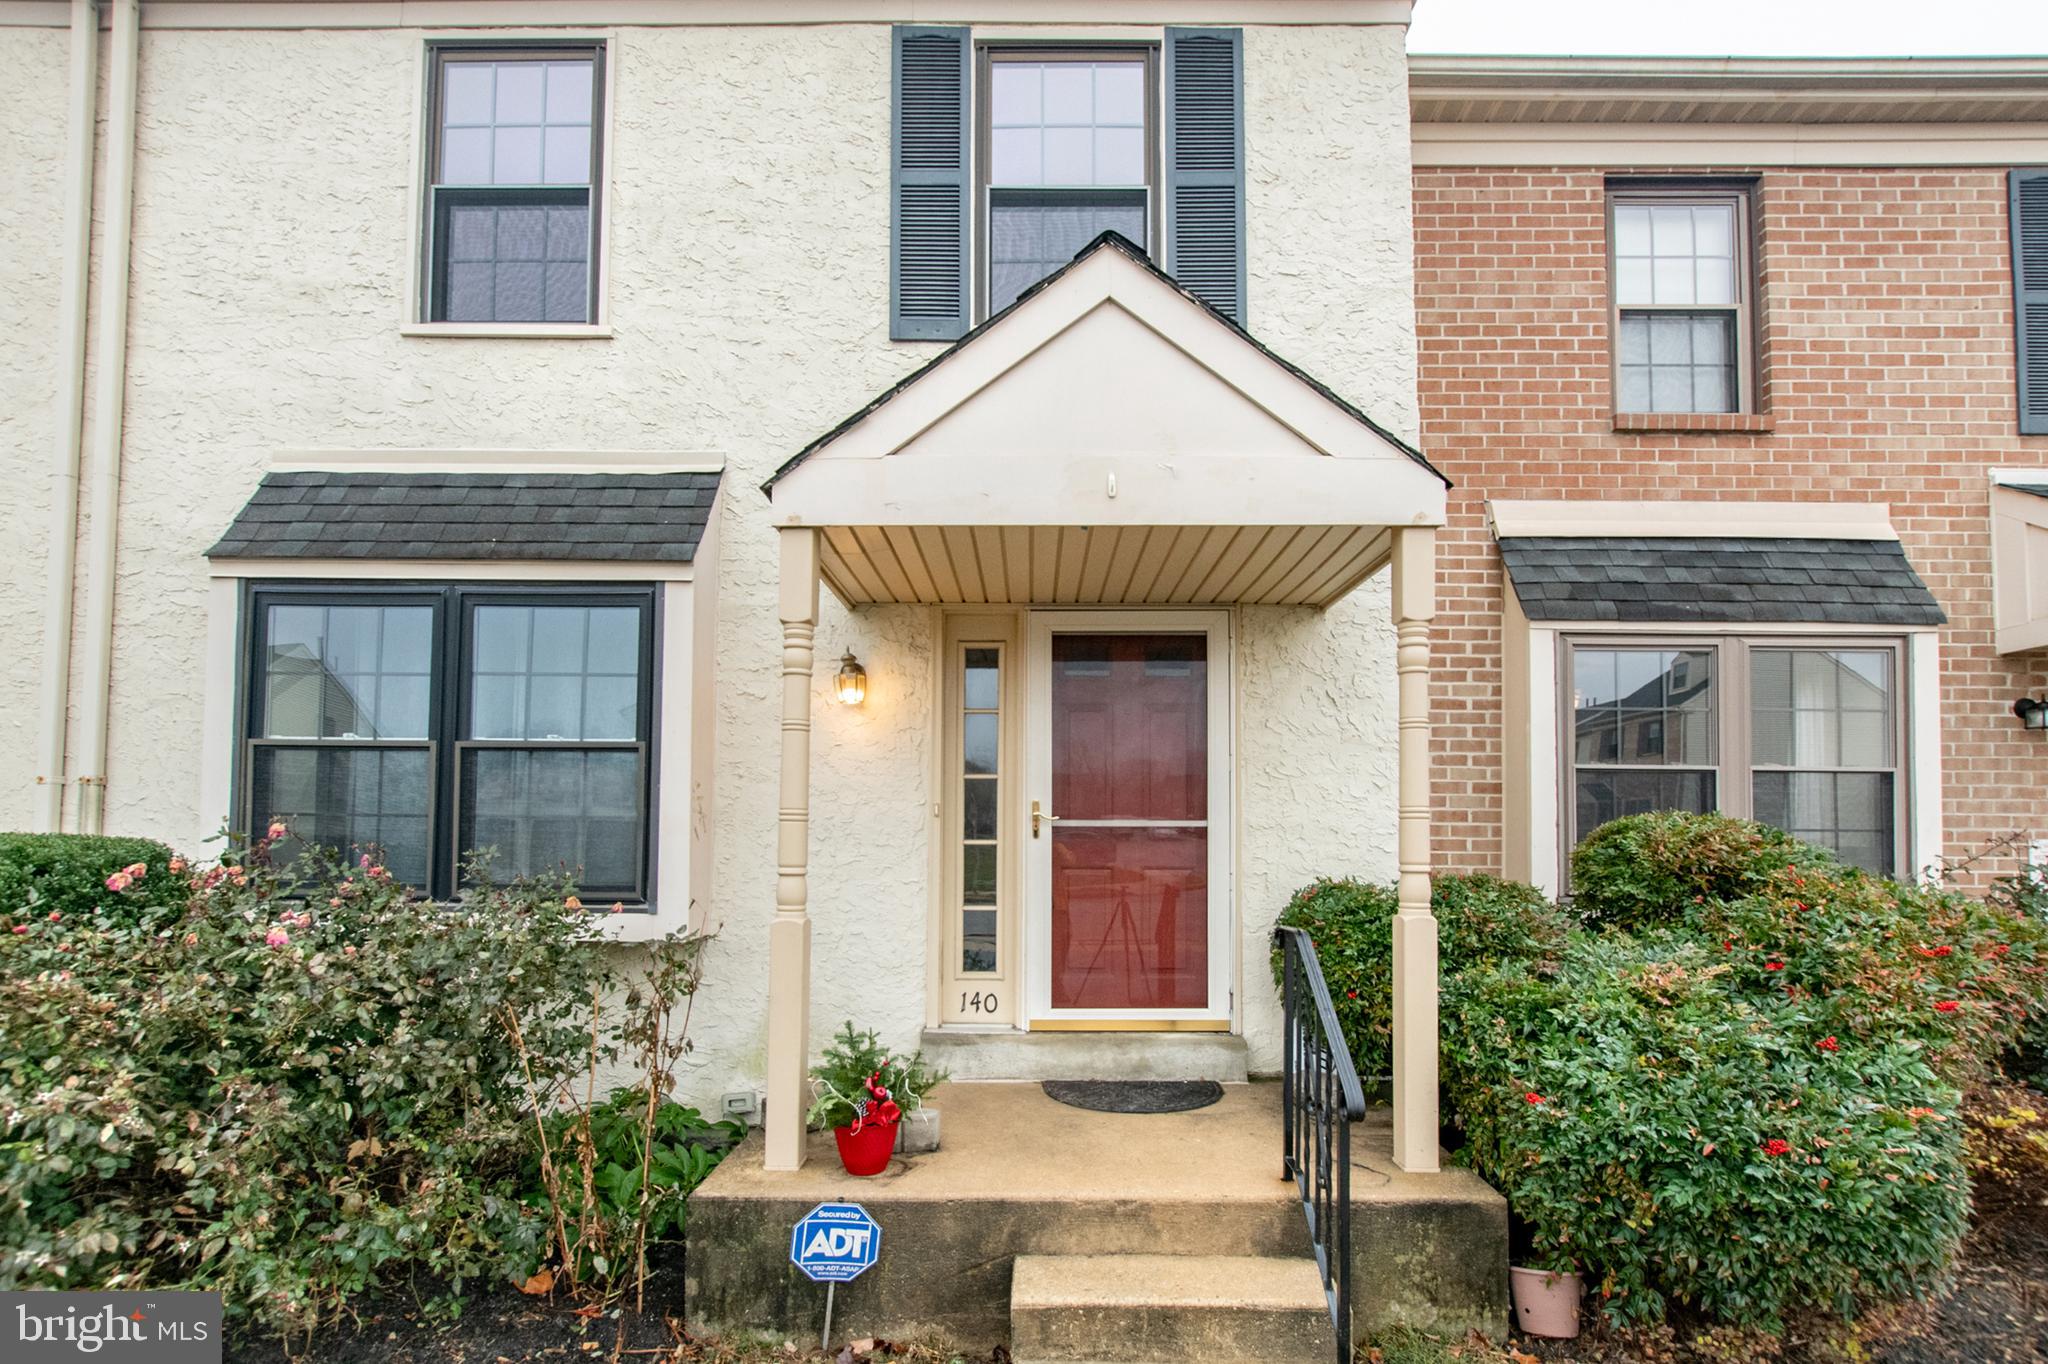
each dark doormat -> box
[1041,1079,1224,1113]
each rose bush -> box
[0,830,717,1331]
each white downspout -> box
[33,0,101,832]
[74,0,139,836]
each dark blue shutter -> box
[2012,169,2048,435]
[1164,26,1245,325]
[892,26,970,341]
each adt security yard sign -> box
[791,1202,880,1284]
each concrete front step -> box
[1009,1253,1336,1364]
[919,1028,1250,1082]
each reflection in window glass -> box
[1751,648,1896,874]
[470,605,641,741]
[263,604,433,740]
[1571,647,1718,843]
[462,748,641,892]
[961,646,1000,973]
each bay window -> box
[245,584,655,902]
[1568,637,1904,875]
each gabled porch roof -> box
[764,233,1447,610]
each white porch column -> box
[765,527,820,1170]
[1389,526,1440,1174]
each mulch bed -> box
[224,1246,691,1364]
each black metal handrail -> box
[1275,925,1367,1362]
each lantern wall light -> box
[835,652,868,706]
[2015,695,2048,731]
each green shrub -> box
[1432,814,2048,1329]
[525,1089,744,1268]
[1443,935,1970,1326]
[1571,811,1834,929]
[1272,874,1573,1082]
[1271,878,1399,1079]
[0,834,714,1331]
[0,832,183,926]
[1434,872,1571,977]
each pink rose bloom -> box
[265,927,290,947]
[342,944,357,957]
[122,862,147,878]
[267,822,287,841]
[168,858,185,874]
[105,872,131,892]
[47,911,60,922]
[10,925,27,935]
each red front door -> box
[1045,632,1211,1012]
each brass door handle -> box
[1032,800,1061,837]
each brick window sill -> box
[1613,411,1776,434]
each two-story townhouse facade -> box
[4,0,1466,1268]
[1411,56,2048,898]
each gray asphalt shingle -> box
[1497,536,1946,626]
[208,471,721,563]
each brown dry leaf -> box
[578,1343,599,1354]
[518,1267,555,1296]
[851,1341,875,1355]
[1508,1349,1540,1364]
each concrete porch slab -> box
[685,1081,1505,1349]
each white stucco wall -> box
[0,16,1417,1101]
[0,26,71,834]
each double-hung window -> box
[980,49,1156,316]
[245,585,655,902]
[1568,638,1904,875]
[1608,186,1754,414]
[423,45,604,325]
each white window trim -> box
[1501,594,1944,894]
[200,534,718,945]
[402,29,619,338]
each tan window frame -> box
[1605,183,1758,417]
[1559,633,1908,878]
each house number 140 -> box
[959,991,998,1014]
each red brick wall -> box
[1413,167,2048,881]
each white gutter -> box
[32,0,99,833]
[74,0,139,836]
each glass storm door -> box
[1025,613,1231,1026]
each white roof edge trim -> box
[1488,499,1897,542]
[1407,54,2048,84]
[206,557,697,581]
[1990,468,2048,486]
[269,449,726,475]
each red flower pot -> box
[833,1119,898,1176]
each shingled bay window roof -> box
[208,470,721,562]
[1498,535,1946,626]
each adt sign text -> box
[790,1202,881,1283]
